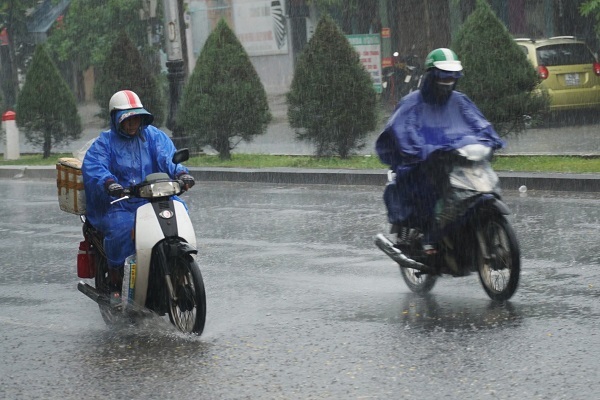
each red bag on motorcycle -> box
[77,240,96,279]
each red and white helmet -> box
[109,90,144,112]
[109,90,154,127]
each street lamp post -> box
[162,0,187,147]
[140,0,158,44]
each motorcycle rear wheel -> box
[477,215,521,301]
[400,266,438,294]
[167,255,206,335]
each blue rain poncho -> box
[82,110,189,269]
[375,81,504,228]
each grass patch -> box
[184,153,385,169]
[0,154,76,166]
[1,153,600,174]
[492,155,600,174]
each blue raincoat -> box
[375,87,504,230]
[82,111,189,269]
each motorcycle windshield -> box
[449,160,499,192]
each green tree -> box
[452,0,549,135]
[287,14,377,158]
[0,0,40,108]
[581,1,600,36]
[94,30,165,127]
[177,19,271,160]
[16,45,81,158]
[46,0,155,71]
[44,0,163,101]
[0,87,4,114]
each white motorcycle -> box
[77,149,206,334]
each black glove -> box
[105,180,124,197]
[178,173,195,190]
[422,151,455,175]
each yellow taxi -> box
[515,36,600,111]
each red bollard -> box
[2,110,20,160]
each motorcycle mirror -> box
[172,148,190,164]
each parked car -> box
[515,36,600,111]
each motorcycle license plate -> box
[564,73,580,86]
[404,75,412,83]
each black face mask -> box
[433,81,454,103]
[421,70,459,105]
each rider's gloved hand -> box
[178,173,195,190]
[104,180,124,197]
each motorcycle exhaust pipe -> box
[78,281,110,306]
[374,233,433,273]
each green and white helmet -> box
[424,48,463,72]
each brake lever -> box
[110,195,130,205]
[110,187,132,205]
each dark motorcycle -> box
[381,52,423,107]
[375,143,521,301]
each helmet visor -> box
[434,69,463,82]
[116,108,154,126]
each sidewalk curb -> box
[1,166,599,192]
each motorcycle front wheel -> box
[477,215,521,301]
[400,266,438,294]
[167,255,206,335]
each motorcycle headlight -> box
[138,181,180,198]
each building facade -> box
[184,0,597,95]
[186,0,316,93]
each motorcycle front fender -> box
[441,194,509,238]
[480,196,511,215]
[151,239,198,279]
[175,240,198,256]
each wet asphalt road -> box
[1,180,600,399]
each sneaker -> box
[422,244,438,255]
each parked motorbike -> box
[381,52,423,107]
[77,148,206,334]
[374,143,521,301]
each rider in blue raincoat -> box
[82,90,195,290]
[376,48,504,253]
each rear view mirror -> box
[172,148,190,164]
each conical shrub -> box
[177,19,271,160]
[94,30,164,127]
[16,45,81,158]
[452,0,549,135]
[287,14,377,158]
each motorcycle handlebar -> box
[109,179,187,205]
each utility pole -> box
[379,0,391,69]
[423,0,432,51]
[162,0,187,147]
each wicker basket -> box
[56,158,86,215]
